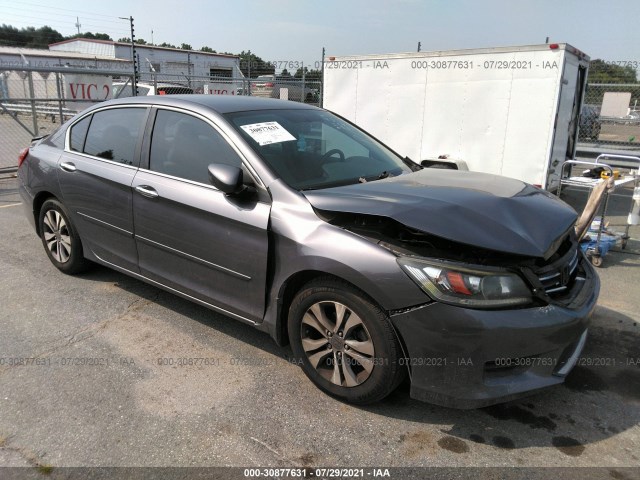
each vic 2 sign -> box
[203,83,237,95]
[64,75,113,100]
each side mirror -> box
[208,163,245,195]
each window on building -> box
[210,68,232,80]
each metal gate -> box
[0,66,135,171]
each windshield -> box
[225,109,414,190]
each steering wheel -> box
[321,149,345,162]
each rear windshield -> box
[225,109,413,190]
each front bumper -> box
[390,257,600,409]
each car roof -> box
[100,94,318,114]
[112,81,192,88]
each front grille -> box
[538,249,579,294]
[533,245,580,297]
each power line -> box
[0,1,125,21]
[2,12,128,31]
[0,19,131,39]
[1,4,126,24]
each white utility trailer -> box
[323,43,590,189]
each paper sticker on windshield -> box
[240,122,296,146]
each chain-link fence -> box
[0,66,323,170]
[133,72,322,106]
[0,66,135,169]
[580,83,640,148]
[4,63,639,172]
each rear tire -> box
[288,278,406,404]
[38,199,90,274]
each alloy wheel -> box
[42,209,71,263]
[300,301,376,387]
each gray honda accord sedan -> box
[18,95,599,408]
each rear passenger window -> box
[149,110,242,184]
[69,115,91,152]
[83,108,147,165]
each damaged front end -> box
[315,209,599,408]
[319,210,589,310]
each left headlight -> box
[398,257,532,308]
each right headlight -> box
[398,257,532,308]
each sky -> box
[2,0,639,72]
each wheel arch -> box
[32,191,58,236]
[274,270,390,348]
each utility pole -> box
[120,16,138,96]
[417,41,421,52]
[75,17,81,35]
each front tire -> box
[38,199,89,274]
[288,278,406,404]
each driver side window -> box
[149,110,242,184]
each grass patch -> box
[36,464,54,475]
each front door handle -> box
[60,161,76,172]
[135,185,159,199]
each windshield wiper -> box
[359,171,391,184]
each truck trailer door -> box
[547,55,588,190]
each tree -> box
[294,67,321,81]
[588,59,638,84]
[200,46,216,53]
[180,43,192,50]
[69,31,112,41]
[280,68,292,77]
[238,51,274,77]
[118,38,147,45]
[158,42,176,48]
[0,24,64,48]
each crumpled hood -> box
[303,169,577,259]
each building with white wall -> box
[48,39,243,80]
[0,46,130,71]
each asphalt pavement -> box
[0,176,638,479]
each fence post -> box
[302,68,306,103]
[55,72,64,124]
[27,71,38,136]
[248,50,252,96]
[320,47,325,108]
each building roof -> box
[48,38,239,59]
[0,46,129,62]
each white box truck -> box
[323,43,590,189]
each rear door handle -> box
[60,161,76,172]
[135,185,159,199]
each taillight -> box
[18,147,29,168]
[549,43,559,50]
[265,82,274,87]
